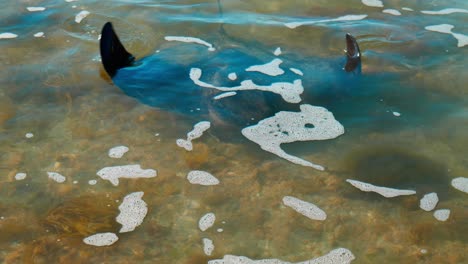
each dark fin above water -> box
[344,33,361,72]
[100,22,135,77]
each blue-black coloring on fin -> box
[100,22,135,77]
[344,33,361,73]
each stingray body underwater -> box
[99,22,362,129]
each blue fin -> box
[99,22,135,77]
[344,33,361,72]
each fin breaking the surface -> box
[344,33,361,72]
[100,22,135,77]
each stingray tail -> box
[344,33,361,73]
[100,22,135,77]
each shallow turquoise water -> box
[0,0,467,263]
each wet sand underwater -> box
[0,0,467,263]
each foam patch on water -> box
[228,72,237,80]
[15,173,27,181]
[392,111,401,117]
[419,192,439,211]
[208,248,355,264]
[27,7,46,12]
[108,145,129,158]
[402,7,414,12]
[47,172,66,183]
[285,14,368,29]
[290,68,304,76]
[421,8,468,15]
[34,32,44,38]
[25,132,34,138]
[383,9,402,16]
[116,192,148,233]
[274,47,282,56]
[214,91,237,100]
[451,177,468,193]
[283,196,327,221]
[191,68,303,104]
[362,0,383,8]
[346,179,416,198]
[246,58,285,76]
[187,170,220,186]
[165,36,215,51]
[88,179,97,185]
[241,104,344,170]
[96,165,157,186]
[425,24,468,47]
[199,212,215,231]
[433,209,450,222]
[0,33,18,39]
[75,10,90,23]
[176,121,211,151]
[203,238,214,256]
[83,232,119,246]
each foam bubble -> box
[283,196,326,221]
[274,47,282,56]
[383,9,402,16]
[285,14,368,29]
[392,111,401,117]
[402,7,414,11]
[75,10,90,23]
[421,8,468,15]
[246,58,285,76]
[176,121,211,151]
[433,209,450,222]
[0,33,18,39]
[34,32,44,38]
[208,248,355,264]
[83,232,118,246]
[214,91,237,100]
[15,173,27,181]
[242,104,344,170]
[451,177,468,194]
[27,7,46,12]
[116,192,148,233]
[362,0,383,8]
[346,179,416,198]
[290,68,304,76]
[25,132,34,138]
[419,192,439,211]
[96,164,157,186]
[199,212,215,231]
[88,179,97,185]
[108,145,129,158]
[165,36,215,51]
[228,72,237,81]
[47,172,66,183]
[203,238,214,256]
[187,170,220,186]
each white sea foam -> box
[88,179,97,185]
[27,7,46,12]
[285,14,368,29]
[96,164,157,186]
[274,47,282,56]
[425,24,468,47]
[383,9,402,16]
[199,212,215,231]
[75,10,90,23]
[47,172,66,183]
[421,8,468,15]
[361,0,383,8]
[116,192,148,233]
[0,33,18,39]
[203,238,215,256]
[165,36,215,51]
[34,32,44,38]
[419,192,439,211]
[283,196,327,221]
[83,232,119,246]
[451,177,468,194]
[290,68,304,76]
[176,121,211,151]
[208,248,355,264]
[433,209,450,222]
[25,132,34,138]
[241,104,344,170]
[402,7,414,12]
[228,72,237,80]
[246,58,285,76]
[214,91,237,100]
[187,170,220,186]
[346,179,416,198]
[15,173,27,181]
[190,68,304,104]
[392,111,401,117]
[108,145,129,158]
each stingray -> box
[98,22,361,129]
